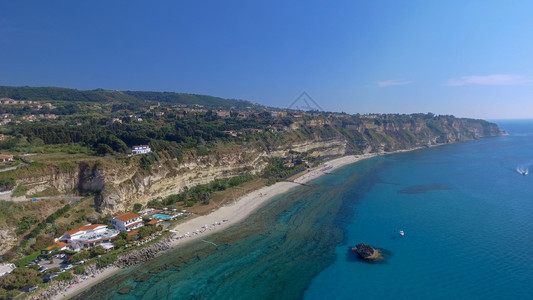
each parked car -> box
[21,286,38,292]
[43,273,57,283]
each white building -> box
[131,145,151,155]
[0,263,15,277]
[59,224,119,248]
[110,212,144,232]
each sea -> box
[72,119,533,300]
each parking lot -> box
[27,253,72,273]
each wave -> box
[517,166,529,175]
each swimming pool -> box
[152,214,171,220]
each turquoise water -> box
[73,120,533,300]
[152,214,171,220]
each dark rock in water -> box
[118,286,133,294]
[398,183,450,194]
[134,273,151,282]
[352,243,382,260]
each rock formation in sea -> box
[352,243,382,260]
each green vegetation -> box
[0,86,255,109]
[263,157,306,183]
[70,250,90,263]
[0,86,502,286]
[13,251,40,268]
[73,265,85,275]
[96,253,117,268]
[15,216,39,235]
[0,178,15,192]
[0,267,41,295]
[148,174,255,208]
[12,184,28,197]
[133,203,143,213]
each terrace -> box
[76,228,119,246]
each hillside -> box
[0,86,503,260]
[0,86,259,110]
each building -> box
[270,111,287,118]
[0,263,15,277]
[0,155,13,162]
[131,145,151,155]
[216,110,231,118]
[59,224,119,248]
[110,212,144,232]
[146,219,158,226]
[42,241,68,254]
[283,162,295,168]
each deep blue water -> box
[304,119,533,299]
[74,120,533,300]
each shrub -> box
[133,203,142,212]
[96,253,117,268]
[73,265,85,275]
[0,178,15,192]
[12,184,28,197]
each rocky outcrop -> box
[114,237,172,268]
[0,229,16,255]
[352,243,382,260]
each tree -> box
[96,143,113,155]
[96,253,117,267]
[56,272,73,281]
[89,245,106,257]
[113,239,126,249]
[70,250,90,262]
[133,203,143,212]
[73,265,85,275]
[32,235,55,251]
[0,178,15,192]
[118,231,128,240]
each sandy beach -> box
[52,153,378,300]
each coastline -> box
[51,151,393,300]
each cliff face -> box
[6,116,502,214]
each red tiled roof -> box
[0,154,13,159]
[127,231,139,236]
[113,212,140,222]
[45,241,67,251]
[67,224,106,236]
[147,219,158,225]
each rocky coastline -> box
[30,236,174,300]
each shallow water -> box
[73,120,533,300]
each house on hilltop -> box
[110,212,144,232]
[0,154,13,162]
[131,145,151,155]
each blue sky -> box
[1,1,533,119]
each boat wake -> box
[517,167,529,176]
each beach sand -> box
[53,153,378,300]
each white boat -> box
[399,230,405,236]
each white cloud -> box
[378,79,413,87]
[444,74,529,86]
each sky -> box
[1,1,533,119]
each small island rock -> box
[352,243,382,260]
